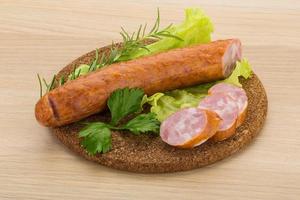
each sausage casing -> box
[35,39,242,127]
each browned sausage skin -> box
[35,39,242,127]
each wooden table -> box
[1,1,299,199]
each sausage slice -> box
[160,108,221,148]
[198,93,239,141]
[208,83,248,126]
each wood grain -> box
[0,0,299,199]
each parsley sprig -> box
[119,113,160,135]
[79,122,112,154]
[37,8,182,98]
[79,88,160,155]
[108,88,144,126]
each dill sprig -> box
[37,8,182,98]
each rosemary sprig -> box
[59,75,66,86]
[37,74,43,98]
[89,48,100,71]
[42,75,56,92]
[37,73,57,97]
[114,8,182,61]
[69,68,82,81]
[37,8,182,98]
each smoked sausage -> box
[198,93,239,141]
[35,39,242,127]
[160,108,221,148]
[208,83,248,127]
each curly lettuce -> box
[223,58,252,87]
[128,8,214,59]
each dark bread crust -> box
[51,44,268,173]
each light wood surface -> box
[1,1,300,199]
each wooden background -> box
[1,0,300,199]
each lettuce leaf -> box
[223,58,252,87]
[142,90,205,122]
[144,59,252,122]
[68,64,90,80]
[128,8,214,60]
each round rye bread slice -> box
[51,43,268,173]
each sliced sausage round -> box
[160,108,221,148]
[198,93,239,141]
[208,83,248,127]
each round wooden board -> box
[51,46,268,173]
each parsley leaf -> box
[79,88,161,155]
[108,88,144,126]
[120,113,160,135]
[79,122,112,155]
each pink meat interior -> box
[209,83,248,115]
[160,108,207,146]
[198,93,238,131]
[222,39,242,77]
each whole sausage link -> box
[35,39,242,127]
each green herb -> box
[37,74,43,98]
[59,75,66,86]
[37,74,57,97]
[38,73,69,98]
[89,48,99,71]
[108,88,144,126]
[69,67,82,80]
[119,113,160,135]
[79,122,112,154]
[37,8,182,98]
[48,75,56,91]
[79,88,160,155]
[116,8,182,62]
[101,43,121,66]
